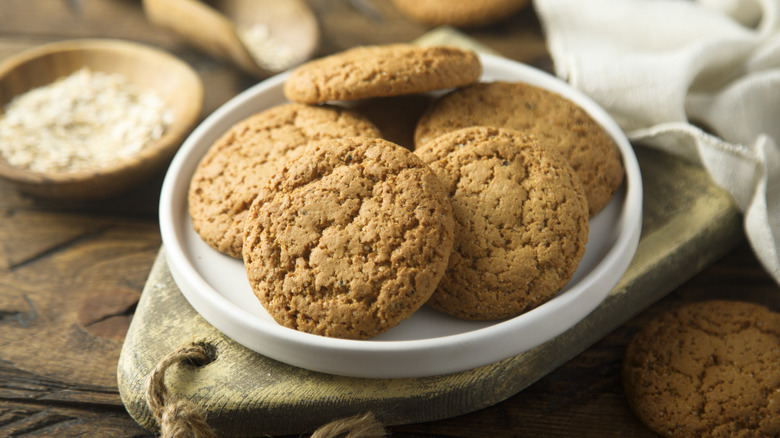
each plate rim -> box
[159,53,643,378]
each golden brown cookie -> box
[391,0,530,27]
[415,81,624,216]
[188,103,381,258]
[282,44,482,104]
[415,126,589,320]
[623,300,780,438]
[242,136,455,339]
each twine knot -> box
[145,341,387,438]
[145,342,218,438]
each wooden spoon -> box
[142,0,319,78]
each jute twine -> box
[144,341,387,438]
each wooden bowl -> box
[143,0,319,77]
[0,39,203,200]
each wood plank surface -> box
[0,1,778,437]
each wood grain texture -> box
[0,208,159,388]
[0,184,160,437]
[0,400,145,438]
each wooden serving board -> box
[117,30,744,437]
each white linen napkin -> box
[534,0,780,285]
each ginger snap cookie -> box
[242,136,455,339]
[391,0,530,27]
[188,103,381,258]
[622,300,780,437]
[415,81,624,216]
[282,44,482,104]
[415,126,589,320]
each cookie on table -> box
[391,0,530,27]
[622,300,780,437]
[243,136,455,339]
[415,126,589,320]
[188,103,381,258]
[414,81,624,216]
[283,44,482,104]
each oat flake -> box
[0,68,174,173]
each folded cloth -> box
[535,0,780,285]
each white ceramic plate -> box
[159,54,643,379]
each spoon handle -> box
[142,0,265,76]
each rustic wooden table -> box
[1,1,778,437]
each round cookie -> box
[242,136,455,339]
[188,103,381,258]
[282,44,482,104]
[391,0,530,27]
[622,300,780,437]
[414,81,625,216]
[415,126,589,320]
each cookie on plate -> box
[414,81,624,216]
[415,126,589,320]
[391,0,530,27]
[622,300,780,437]
[188,103,381,258]
[243,136,455,339]
[283,44,482,104]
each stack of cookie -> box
[187,43,625,339]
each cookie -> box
[188,103,381,258]
[414,81,624,216]
[622,300,780,437]
[282,44,482,104]
[415,126,589,320]
[242,136,455,339]
[391,0,530,27]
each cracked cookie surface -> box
[622,300,780,438]
[415,126,589,320]
[414,81,624,216]
[242,136,454,339]
[282,44,482,104]
[188,103,381,258]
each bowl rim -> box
[0,38,204,186]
